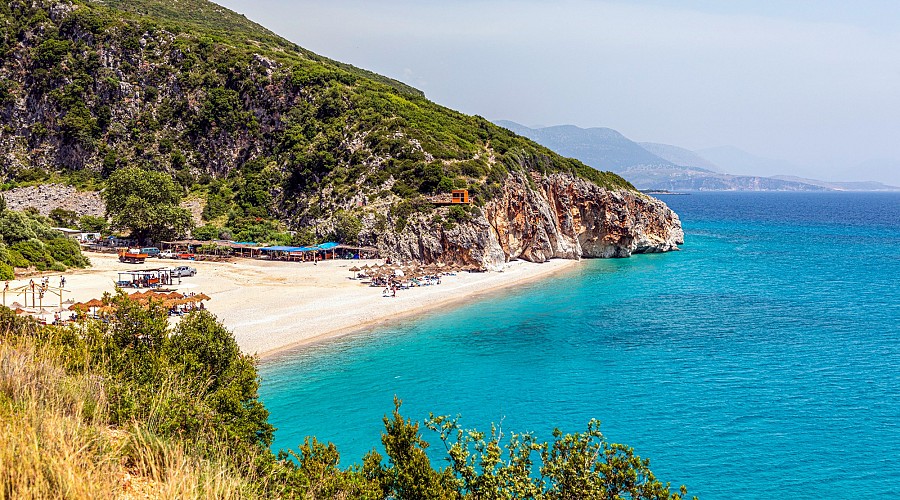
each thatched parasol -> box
[349,266,361,272]
[84,298,104,308]
[68,303,87,311]
[193,293,211,301]
[166,291,183,299]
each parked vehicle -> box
[141,247,161,257]
[118,248,147,264]
[158,250,176,259]
[171,266,197,277]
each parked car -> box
[171,266,197,277]
[158,250,176,259]
[141,247,161,257]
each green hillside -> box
[0,0,632,244]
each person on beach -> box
[60,276,66,288]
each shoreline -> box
[256,257,582,361]
[10,252,580,359]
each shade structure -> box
[194,293,211,301]
[68,302,88,311]
[349,266,361,272]
[84,298,104,308]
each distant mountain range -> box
[496,121,900,192]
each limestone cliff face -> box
[378,173,683,269]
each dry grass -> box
[0,340,259,499]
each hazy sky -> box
[216,0,900,184]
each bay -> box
[259,192,900,499]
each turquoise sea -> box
[259,192,900,499]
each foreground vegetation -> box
[0,197,89,279]
[0,295,694,499]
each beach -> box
[3,252,579,358]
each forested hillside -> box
[0,0,632,249]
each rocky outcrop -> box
[379,173,683,269]
[1,184,105,218]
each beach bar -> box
[257,242,375,261]
[116,268,181,288]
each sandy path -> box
[3,252,580,358]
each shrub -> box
[0,262,13,280]
[192,224,221,241]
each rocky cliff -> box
[1,184,104,217]
[379,173,683,270]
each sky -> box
[215,0,900,185]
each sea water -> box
[259,192,900,499]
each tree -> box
[332,210,362,244]
[365,398,459,499]
[102,167,194,242]
[78,214,109,233]
[167,310,274,448]
[426,415,696,500]
[49,207,78,228]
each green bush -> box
[192,224,221,241]
[49,208,78,228]
[44,237,89,268]
[78,215,108,233]
[11,239,53,270]
[0,262,13,280]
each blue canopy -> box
[259,242,341,253]
[259,246,303,252]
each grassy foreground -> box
[0,293,694,499]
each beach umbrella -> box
[14,307,27,315]
[10,301,24,309]
[195,293,211,301]
[349,266,361,272]
[68,303,88,311]
[361,265,371,270]
[84,298,104,308]
[166,291,183,299]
